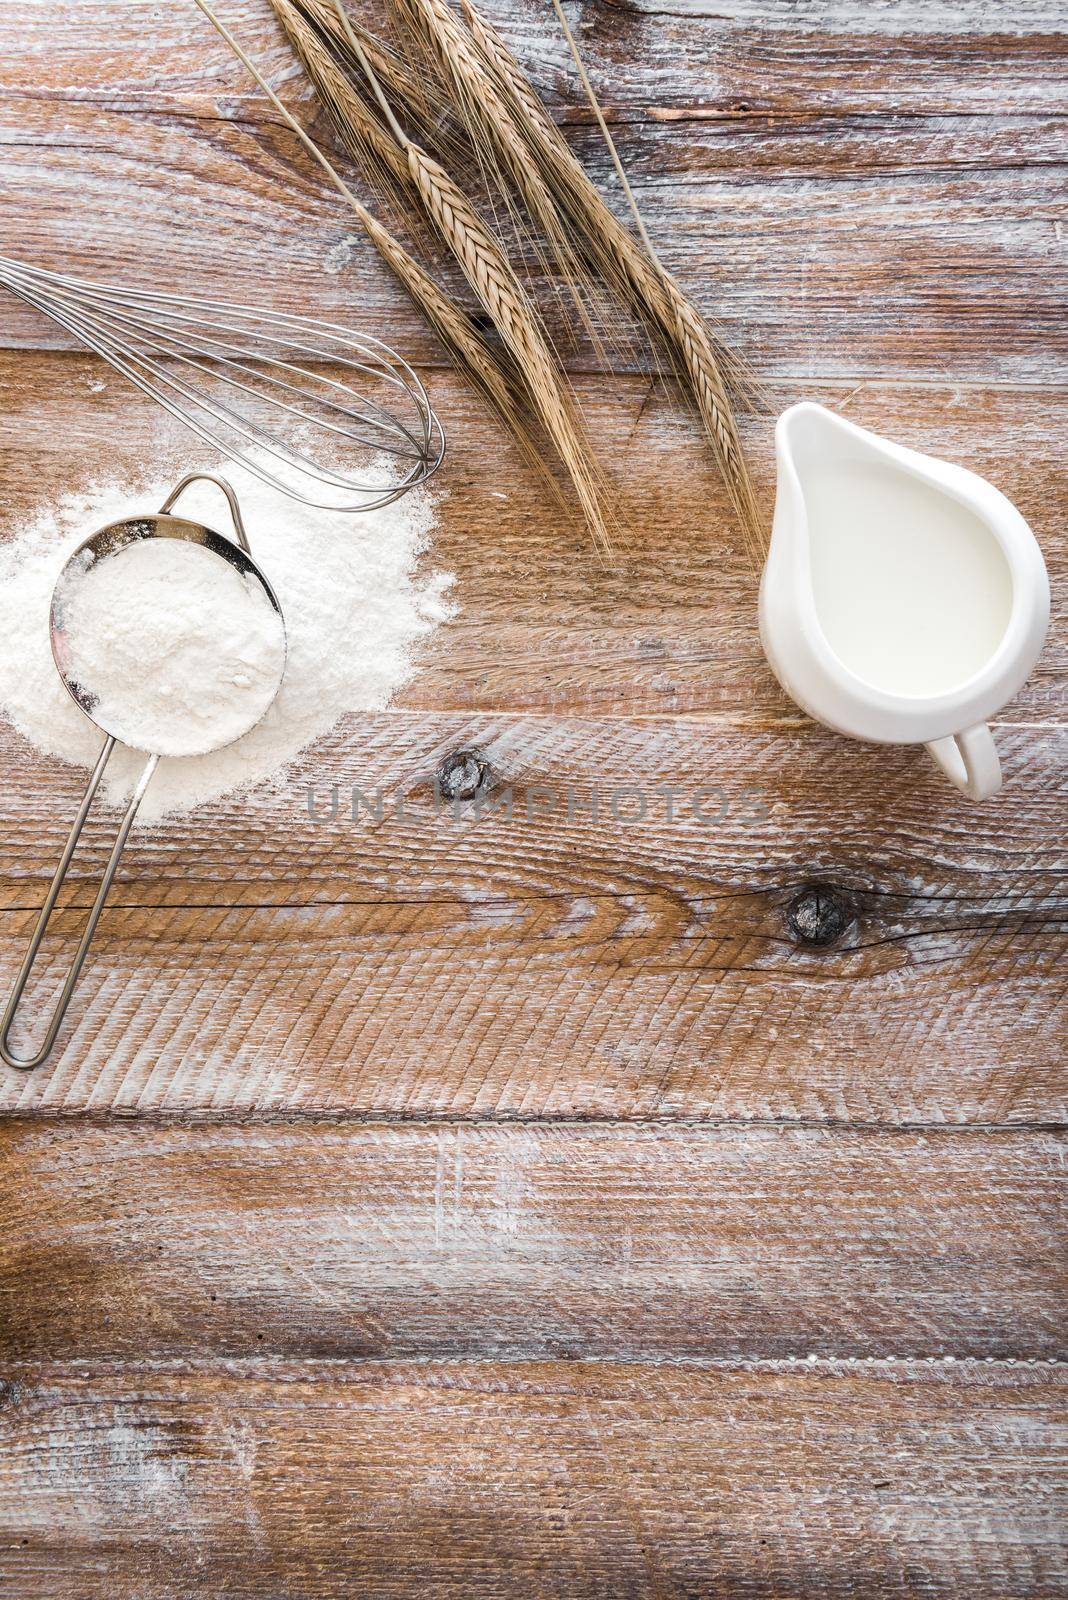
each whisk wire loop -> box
[0,254,444,511]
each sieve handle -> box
[159,471,251,551]
[0,741,159,1071]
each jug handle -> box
[925,724,1002,801]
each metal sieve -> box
[0,472,286,1071]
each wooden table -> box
[1,2,1065,1594]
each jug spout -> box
[765,402,876,615]
[760,403,866,724]
[769,400,900,558]
[777,401,856,479]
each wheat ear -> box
[327,0,613,553]
[288,0,471,172]
[358,210,530,444]
[460,0,762,556]
[191,0,529,444]
[406,145,612,550]
[271,0,409,191]
[385,0,605,344]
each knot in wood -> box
[437,749,489,802]
[786,885,850,948]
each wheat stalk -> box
[190,0,530,448]
[459,0,763,556]
[544,0,760,408]
[323,0,613,552]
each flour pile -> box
[0,461,453,822]
[54,536,287,758]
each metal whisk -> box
[0,254,444,511]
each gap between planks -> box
[11,89,1068,124]
[1,1109,1064,1131]
[3,1354,1066,1377]
[3,337,1067,397]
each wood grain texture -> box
[1,1359,1065,1598]
[0,712,1063,1119]
[1,1121,1065,1363]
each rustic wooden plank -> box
[1,1121,1064,1363]
[2,0,1064,115]
[616,0,1062,26]
[576,110,1066,177]
[0,1358,1064,1598]
[468,0,1068,127]
[1,356,1064,720]
[0,712,1063,1119]
[1,91,1063,383]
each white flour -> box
[0,460,453,822]
[54,537,287,758]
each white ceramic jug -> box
[759,403,1050,800]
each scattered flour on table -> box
[0,459,454,822]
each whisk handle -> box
[0,741,159,1071]
[160,472,250,551]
